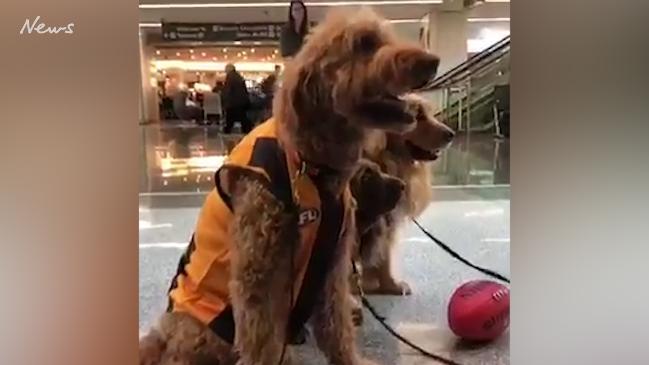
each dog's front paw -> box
[366,279,412,296]
[352,305,364,326]
[349,294,364,326]
[391,280,412,296]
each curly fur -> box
[274,8,439,190]
[229,178,298,365]
[139,312,235,365]
[141,8,439,365]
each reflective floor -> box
[139,121,510,364]
[139,122,510,195]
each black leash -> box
[355,218,510,365]
[411,218,510,284]
[352,260,463,365]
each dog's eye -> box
[354,33,380,54]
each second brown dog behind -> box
[357,94,455,297]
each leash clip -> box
[291,160,308,206]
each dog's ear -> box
[216,164,268,198]
[351,160,404,234]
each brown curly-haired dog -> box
[358,94,454,296]
[139,8,438,365]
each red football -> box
[447,280,510,341]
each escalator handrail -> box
[427,35,510,90]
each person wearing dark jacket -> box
[221,63,252,134]
[279,0,309,58]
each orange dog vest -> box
[168,119,353,343]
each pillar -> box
[139,31,160,124]
[427,0,469,75]
[420,0,469,113]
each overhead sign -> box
[162,22,284,42]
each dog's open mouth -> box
[405,141,442,161]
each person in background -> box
[221,64,252,134]
[259,65,281,120]
[212,80,224,93]
[172,89,204,123]
[280,0,309,58]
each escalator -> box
[423,36,510,137]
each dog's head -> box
[350,159,404,234]
[364,93,455,162]
[275,8,439,172]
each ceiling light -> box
[389,18,425,24]
[201,52,206,56]
[153,60,282,72]
[140,18,431,27]
[212,57,217,61]
[234,41,242,45]
[222,48,227,52]
[140,1,443,9]
[175,52,180,56]
[189,49,194,53]
[155,50,161,55]
[139,22,162,28]
[468,17,511,22]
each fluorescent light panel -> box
[468,17,510,22]
[139,18,425,27]
[154,60,280,72]
[140,18,509,28]
[140,1,442,9]
[140,22,162,27]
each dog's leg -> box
[311,223,381,365]
[229,180,298,365]
[375,248,412,296]
[140,312,235,365]
[361,228,411,296]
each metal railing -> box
[422,36,510,133]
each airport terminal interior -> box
[139,0,510,363]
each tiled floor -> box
[139,197,510,364]
[139,122,510,364]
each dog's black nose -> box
[444,129,455,143]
